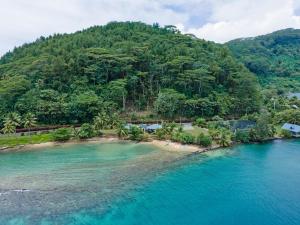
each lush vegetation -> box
[0,23,299,149]
[227,28,300,91]
[0,133,53,147]
[0,22,261,128]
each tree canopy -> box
[0,22,261,124]
[227,28,300,91]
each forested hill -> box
[0,22,260,125]
[227,28,300,91]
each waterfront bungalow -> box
[282,123,300,137]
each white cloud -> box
[0,0,300,55]
[186,0,300,43]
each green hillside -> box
[0,22,260,125]
[227,28,300,91]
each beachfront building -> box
[282,123,300,137]
[124,123,162,133]
[145,124,162,133]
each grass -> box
[0,133,54,147]
[185,126,208,136]
[101,129,118,136]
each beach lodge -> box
[282,123,300,137]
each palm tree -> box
[208,128,221,140]
[117,124,129,139]
[94,112,109,132]
[23,113,37,134]
[5,112,21,127]
[2,121,16,135]
[218,129,232,147]
[110,113,121,129]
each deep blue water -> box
[1,140,300,225]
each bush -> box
[211,115,223,121]
[129,126,144,141]
[78,123,95,139]
[193,117,206,127]
[170,131,181,142]
[155,128,167,140]
[234,129,250,143]
[53,128,72,142]
[281,129,292,138]
[179,133,194,144]
[196,133,212,147]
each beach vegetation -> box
[53,128,73,142]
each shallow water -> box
[1,140,300,225]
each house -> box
[145,124,162,133]
[124,123,162,133]
[287,93,300,100]
[282,123,300,137]
[230,120,256,131]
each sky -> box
[0,0,300,55]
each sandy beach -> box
[0,137,221,154]
[148,139,221,153]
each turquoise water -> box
[1,140,300,225]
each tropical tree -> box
[94,112,109,131]
[117,124,129,139]
[109,113,121,129]
[208,128,221,140]
[5,112,21,127]
[2,121,16,135]
[23,113,37,133]
[128,126,144,141]
[218,129,232,147]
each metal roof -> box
[146,124,162,130]
[282,123,300,133]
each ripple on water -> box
[1,141,300,225]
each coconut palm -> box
[208,128,221,140]
[2,121,16,135]
[23,113,37,133]
[5,112,21,127]
[218,129,232,147]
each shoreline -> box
[0,136,292,154]
[0,137,221,154]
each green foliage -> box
[249,111,275,142]
[196,133,212,147]
[179,133,195,144]
[0,133,53,147]
[155,122,178,140]
[5,112,21,127]
[275,109,300,125]
[1,121,16,135]
[154,89,186,118]
[117,124,129,139]
[193,117,206,127]
[281,129,293,138]
[128,126,144,141]
[210,128,233,147]
[23,113,37,130]
[0,22,261,124]
[234,129,250,143]
[53,128,72,142]
[77,123,95,139]
[227,28,300,91]
[155,128,167,140]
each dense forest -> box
[227,28,300,91]
[0,22,260,125]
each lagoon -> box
[1,140,300,225]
